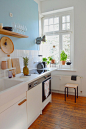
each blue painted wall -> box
[0,0,39,50]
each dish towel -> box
[44,80,49,98]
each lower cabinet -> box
[0,97,27,129]
[27,83,42,127]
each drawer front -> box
[0,97,27,129]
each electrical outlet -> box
[80,91,82,93]
[10,13,13,17]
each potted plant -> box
[49,57,55,64]
[60,50,67,65]
[42,56,55,66]
[23,57,29,75]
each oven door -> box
[42,77,51,102]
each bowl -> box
[66,62,71,65]
[3,27,13,31]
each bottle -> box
[8,70,12,78]
[7,55,11,69]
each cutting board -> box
[11,58,21,74]
[1,37,14,54]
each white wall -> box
[40,0,86,96]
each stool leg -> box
[67,87,68,97]
[65,87,66,101]
[77,86,78,98]
[75,88,76,103]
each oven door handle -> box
[43,77,51,82]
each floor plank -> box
[28,93,86,129]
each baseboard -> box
[51,90,84,97]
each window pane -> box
[44,26,48,32]
[49,18,53,25]
[49,25,53,31]
[62,16,66,23]
[42,35,59,65]
[44,19,48,25]
[54,24,59,31]
[62,34,70,60]
[67,23,70,30]
[62,24,66,30]
[62,15,70,23]
[67,15,70,22]
[54,17,59,24]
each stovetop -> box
[29,69,50,75]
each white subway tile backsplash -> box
[0,49,40,78]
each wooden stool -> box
[65,83,78,103]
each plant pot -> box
[51,59,55,64]
[23,66,29,76]
[61,61,66,65]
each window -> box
[62,15,70,30]
[40,10,74,67]
[44,17,59,32]
[62,34,70,60]
[41,35,59,65]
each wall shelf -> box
[0,29,28,38]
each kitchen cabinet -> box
[0,96,27,129]
[27,83,42,127]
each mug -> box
[1,61,7,69]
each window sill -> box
[48,66,76,72]
[57,68,76,72]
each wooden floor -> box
[28,93,86,129]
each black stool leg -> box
[65,87,66,101]
[77,86,78,98]
[74,88,76,103]
[67,87,68,97]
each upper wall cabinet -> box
[0,29,28,38]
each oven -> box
[42,75,51,102]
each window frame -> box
[42,10,74,69]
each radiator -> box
[51,75,83,94]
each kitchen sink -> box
[0,78,23,92]
[0,78,28,107]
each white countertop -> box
[0,68,57,93]
[12,67,57,84]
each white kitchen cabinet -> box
[0,97,27,129]
[27,83,42,127]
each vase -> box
[23,66,29,76]
[61,61,66,65]
[51,59,55,64]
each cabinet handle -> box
[18,99,27,106]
